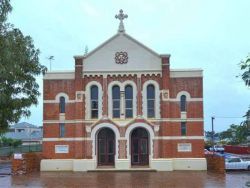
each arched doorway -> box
[131,128,149,166]
[97,128,115,166]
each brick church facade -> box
[41,10,206,171]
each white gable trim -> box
[76,33,163,60]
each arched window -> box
[91,85,98,119]
[59,96,65,113]
[147,84,155,118]
[125,85,133,118]
[180,95,187,112]
[112,85,120,118]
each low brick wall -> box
[12,152,42,175]
[205,154,225,173]
[224,145,250,154]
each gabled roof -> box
[10,122,38,129]
[74,32,168,59]
[4,131,42,141]
[76,32,167,73]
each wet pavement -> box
[0,162,11,175]
[0,170,249,188]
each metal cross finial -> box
[115,9,128,33]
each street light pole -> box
[211,116,215,149]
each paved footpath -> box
[0,170,249,188]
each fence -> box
[0,144,42,157]
[224,145,250,154]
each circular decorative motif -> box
[115,52,128,64]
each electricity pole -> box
[211,116,215,149]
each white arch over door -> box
[125,123,155,163]
[90,123,120,161]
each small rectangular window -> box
[181,122,186,136]
[59,123,65,137]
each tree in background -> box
[219,124,248,145]
[239,54,250,145]
[239,55,250,87]
[0,137,22,147]
[0,0,47,134]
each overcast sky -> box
[8,0,250,132]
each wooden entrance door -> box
[131,128,149,166]
[98,128,115,166]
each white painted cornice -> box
[43,71,75,80]
[170,69,203,78]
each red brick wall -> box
[43,60,204,159]
[170,77,203,98]
[159,140,204,158]
[159,122,204,136]
[44,80,75,100]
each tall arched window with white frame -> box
[125,85,133,118]
[91,85,98,119]
[59,96,65,113]
[112,85,120,118]
[180,95,187,112]
[147,84,155,118]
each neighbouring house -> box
[41,10,205,171]
[4,122,42,145]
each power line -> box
[212,116,245,119]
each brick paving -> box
[0,170,249,188]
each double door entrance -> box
[97,127,149,166]
[98,128,115,166]
[131,128,149,166]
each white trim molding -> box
[42,136,204,142]
[44,92,75,103]
[56,92,69,102]
[83,71,161,78]
[42,118,204,124]
[162,91,203,102]
[142,80,160,119]
[43,71,75,80]
[43,137,92,141]
[85,81,103,120]
[170,69,203,78]
[154,136,204,140]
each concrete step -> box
[88,168,157,172]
